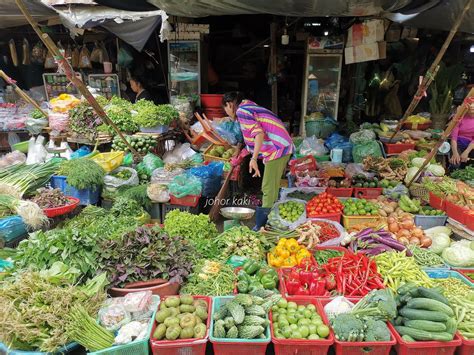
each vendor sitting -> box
[130,76,152,103]
[450,97,474,167]
[223,91,293,230]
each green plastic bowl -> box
[12,141,29,153]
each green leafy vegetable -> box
[133,100,178,127]
[58,158,105,190]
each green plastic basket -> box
[209,296,271,343]
[88,295,159,355]
[425,269,474,288]
[305,120,336,139]
[0,342,79,354]
[12,141,29,153]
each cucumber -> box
[445,317,456,336]
[394,316,404,326]
[398,282,417,295]
[400,293,413,304]
[402,335,415,342]
[417,287,449,305]
[404,320,447,332]
[395,326,454,342]
[399,308,449,322]
[406,298,454,317]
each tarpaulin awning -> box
[0,0,56,29]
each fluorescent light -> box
[312,23,321,26]
[263,44,270,48]
[470,45,474,53]
[324,31,329,36]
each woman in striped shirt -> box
[223,92,294,230]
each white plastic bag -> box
[147,183,170,202]
[323,296,355,319]
[299,136,328,156]
[104,167,139,189]
[267,198,307,231]
[150,167,184,185]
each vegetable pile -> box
[267,200,305,229]
[31,188,70,208]
[267,238,311,268]
[236,259,279,294]
[215,226,269,262]
[283,258,335,296]
[58,158,105,190]
[349,228,410,256]
[271,299,330,340]
[306,192,343,217]
[387,213,431,247]
[343,198,379,216]
[112,134,157,154]
[152,296,208,341]
[180,260,235,296]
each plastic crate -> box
[425,269,474,288]
[43,197,80,218]
[342,215,382,229]
[445,201,468,224]
[270,297,334,355]
[326,187,353,197]
[454,269,474,282]
[50,176,101,205]
[88,295,159,355]
[161,203,199,222]
[353,188,383,199]
[414,215,447,230]
[465,210,474,231]
[140,125,168,134]
[150,296,212,355]
[458,332,474,355]
[0,215,27,242]
[306,212,341,223]
[429,192,445,211]
[402,121,431,130]
[169,194,200,207]
[383,142,416,155]
[209,296,270,355]
[201,94,223,108]
[388,323,461,355]
[319,298,394,354]
[0,342,79,355]
[91,151,124,173]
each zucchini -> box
[404,320,446,332]
[445,317,456,336]
[417,287,449,305]
[398,282,417,295]
[406,298,454,317]
[395,326,454,342]
[399,308,449,322]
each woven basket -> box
[409,183,429,203]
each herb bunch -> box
[58,158,105,190]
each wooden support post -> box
[0,70,47,116]
[270,22,278,114]
[389,0,472,142]
[407,87,474,187]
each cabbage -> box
[426,164,445,177]
[405,167,420,184]
[411,158,427,168]
[424,226,452,238]
[441,240,474,267]
[429,233,451,254]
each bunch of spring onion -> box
[0,160,60,198]
[0,194,48,229]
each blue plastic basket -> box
[209,296,271,343]
[425,269,474,288]
[50,175,100,205]
[0,342,79,354]
[88,295,159,355]
[414,215,448,230]
[0,215,27,242]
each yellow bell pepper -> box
[273,256,284,267]
[276,247,290,259]
[283,256,297,267]
[286,238,300,254]
[277,238,287,247]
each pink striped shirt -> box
[236,100,293,163]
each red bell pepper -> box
[295,285,310,295]
[325,274,336,291]
[299,269,313,286]
[286,278,300,295]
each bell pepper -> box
[309,279,327,296]
[276,247,290,259]
[248,280,264,293]
[237,279,249,293]
[283,256,297,267]
[286,278,301,295]
[277,238,288,247]
[325,274,336,290]
[299,269,313,286]
[261,274,277,289]
[286,238,300,253]
[295,285,310,295]
[272,256,284,267]
[237,269,250,281]
[243,260,260,275]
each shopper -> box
[129,76,152,103]
[450,96,474,166]
[223,91,293,230]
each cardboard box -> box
[345,42,386,64]
[346,19,385,46]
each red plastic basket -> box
[458,332,474,355]
[388,323,461,355]
[383,143,416,155]
[454,269,474,282]
[429,192,446,211]
[42,197,80,218]
[353,188,383,199]
[289,155,318,176]
[150,295,212,355]
[306,212,342,223]
[169,194,201,207]
[200,94,223,108]
[270,297,334,355]
[319,299,395,355]
[402,122,431,130]
[326,187,353,197]
[210,341,268,355]
[445,201,468,224]
[464,210,474,231]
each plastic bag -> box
[122,152,133,167]
[123,291,152,313]
[99,304,131,332]
[70,146,90,159]
[325,133,347,150]
[151,167,184,185]
[267,199,307,231]
[118,47,134,68]
[71,46,80,68]
[26,136,47,165]
[349,129,376,144]
[147,183,170,202]
[383,183,409,200]
[345,163,375,180]
[25,117,48,135]
[104,167,139,189]
[279,187,326,201]
[136,153,164,179]
[44,50,57,69]
[212,119,243,145]
[352,141,383,163]
[336,141,354,163]
[114,321,148,345]
[0,151,26,168]
[48,112,69,133]
[79,45,92,69]
[323,296,355,319]
[90,42,103,63]
[300,136,328,156]
[169,174,202,198]
[163,143,197,164]
[188,162,224,197]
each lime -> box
[317,324,330,338]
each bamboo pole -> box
[15,0,139,157]
[406,87,474,187]
[0,70,47,116]
[389,0,473,142]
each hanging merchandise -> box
[22,38,30,65]
[71,45,80,68]
[100,42,110,62]
[31,41,46,64]
[90,41,105,63]
[118,47,133,68]
[44,50,57,69]
[79,45,92,69]
[9,39,18,67]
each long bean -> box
[409,245,445,267]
